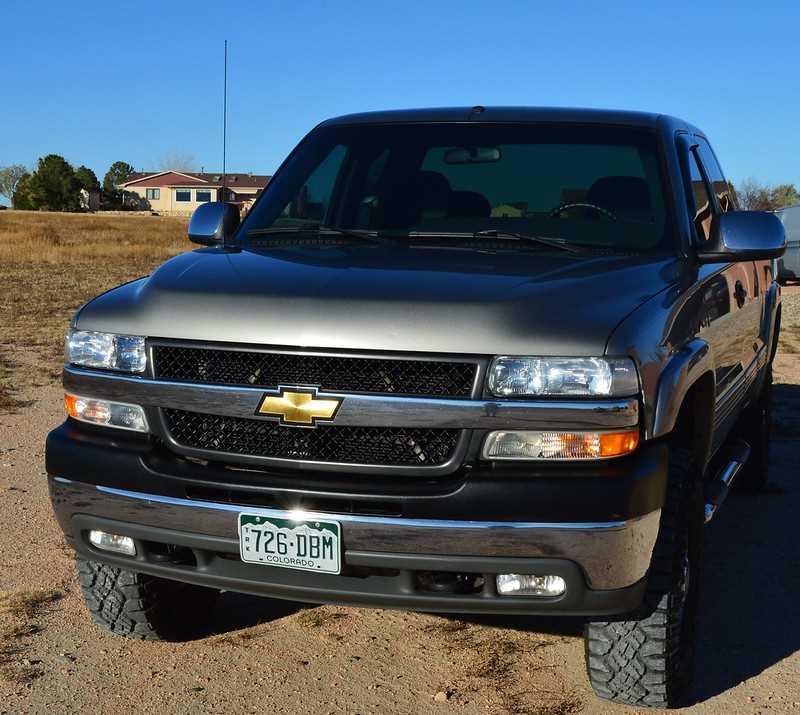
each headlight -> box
[488,357,638,397]
[65,329,147,373]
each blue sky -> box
[2,0,798,202]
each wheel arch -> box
[651,340,715,468]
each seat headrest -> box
[448,190,491,218]
[417,171,451,210]
[586,176,652,212]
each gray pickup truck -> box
[47,107,785,708]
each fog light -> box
[88,530,136,556]
[64,393,148,432]
[482,429,639,460]
[496,573,566,597]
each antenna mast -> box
[220,39,228,248]
[222,39,228,202]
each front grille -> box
[152,345,476,398]
[164,409,460,467]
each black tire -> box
[736,365,772,492]
[77,558,219,641]
[584,445,703,708]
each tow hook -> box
[704,441,751,523]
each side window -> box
[280,144,348,225]
[696,137,736,212]
[687,151,713,242]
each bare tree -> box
[0,164,28,205]
[156,151,197,172]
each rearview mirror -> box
[444,146,501,164]
[188,201,240,245]
[697,211,786,263]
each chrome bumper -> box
[50,477,660,590]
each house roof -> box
[121,171,271,189]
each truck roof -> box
[319,106,685,130]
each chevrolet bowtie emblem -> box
[256,387,342,427]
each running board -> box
[704,442,751,524]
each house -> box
[118,171,271,216]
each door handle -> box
[734,281,747,308]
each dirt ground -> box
[1,287,799,714]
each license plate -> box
[238,514,341,574]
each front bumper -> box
[50,477,653,615]
[47,407,667,615]
[49,477,660,615]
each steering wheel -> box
[548,202,617,222]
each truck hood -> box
[76,244,679,356]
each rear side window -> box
[687,151,713,242]
[695,137,736,212]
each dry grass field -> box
[0,211,189,410]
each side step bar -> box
[704,441,751,524]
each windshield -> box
[240,123,671,251]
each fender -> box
[651,339,715,439]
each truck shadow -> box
[203,383,800,705]
[464,384,800,705]
[690,432,799,703]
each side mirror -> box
[188,201,240,246]
[697,210,786,263]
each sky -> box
[2,0,798,204]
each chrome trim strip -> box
[50,478,660,589]
[95,483,628,529]
[63,366,639,431]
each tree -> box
[769,184,800,210]
[157,151,196,172]
[0,165,28,206]
[27,154,80,211]
[102,160,134,193]
[736,178,800,212]
[12,172,33,210]
[74,165,100,191]
[102,161,134,207]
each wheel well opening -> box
[671,372,714,470]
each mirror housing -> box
[188,201,240,246]
[697,210,786,264]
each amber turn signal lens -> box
[64,393,79,418]
[599,429,640,457]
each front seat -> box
[586,176,653,222]
[448,190,491,218]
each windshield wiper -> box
[472,229,584,254]
[247,225,389,244]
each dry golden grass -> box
[0,211,190,408]
[0,589,61,619]
[0,588,62,684]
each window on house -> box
[145,188,160,200]
[175,189,191,202]
[196,190,212,203]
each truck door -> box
[679,136,759,435]
[694,136,765,371]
